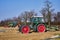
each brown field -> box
[0,27,60,40]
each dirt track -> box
[0,27,60,40]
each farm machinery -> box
[7,16,59,33]
[8,21,18,27]
[19,16,47,33]
[19,16,59,33]
[19,17,46,33]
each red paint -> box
[22,25,30,33]
[37,24,46,32]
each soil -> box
[0,27,60,40]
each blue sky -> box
[0,0,60,21]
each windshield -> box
[30,17,44,23]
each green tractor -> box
[8,21,18,27]
[19,16,47,33]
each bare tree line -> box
[0,10,37,26]
[40,0,60,26]
[0,0,60,27]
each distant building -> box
[57,12,60,22]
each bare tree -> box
[54,12,60,25]
[20,10,37,25]
[40,8,47,23]
[42,0,54,26]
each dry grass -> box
[0,27,60,40]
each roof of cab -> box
[32,16,43,17]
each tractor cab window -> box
[30,17,38,22]
[30,17,44,23]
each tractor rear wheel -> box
[37,24,46,32]
[21,25,30,33]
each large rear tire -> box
[21,25,30,33]
[37,24,46,32]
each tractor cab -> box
[30,16,44,24]
[30,16,45,32]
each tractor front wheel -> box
[37,24,46,32]
[21,25,30,33]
